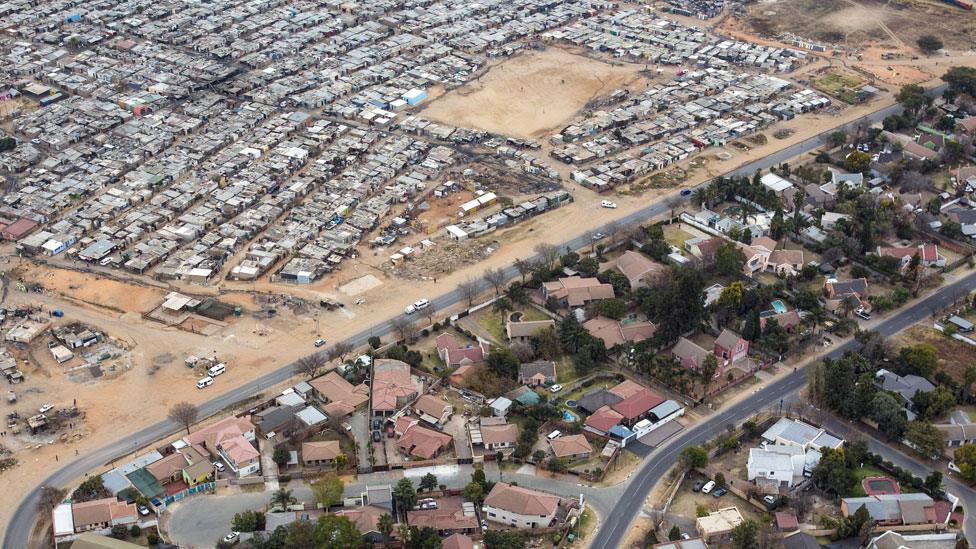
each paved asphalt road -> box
[1,89,946,548]
[590,271,976,549]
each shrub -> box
[110,525,128,539]
[421,329,429,337]
[147,533,160,545]
[130,525,142,537]
[432,322,441,331]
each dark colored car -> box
[692,481,704,492]
[712,487,728,498]
[372,430,381,442]
[680,188,692,196]
[372,419,380,430]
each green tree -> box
[898,344,939,378]
[668,525,681,541]
[269,488,296,510]
[334,453,348,472]
[679,445,709,470]
[272,445,289,467]
[905,421,946,457]
[812,447,855,496]
[843,151,873,175]
[419,472,438,492]
[897,84,930,117]
[378,513,395,545]
[462,481,485,504]
[714,472,727,488]
[483,530,528,549]
[917,35,943,53]
[406,526,443,549]
[313,514,362,549]
[870,392,908,439]
[925,471,943,494]
[912,386,957,421]
[943,66,976,96]
[828,131,848,147]
[592,298,628,320]
[954,444,976,482]
[232,510,261,532]
[311,473,344,508]
[715,242,747,276]
[393,478,417,515]
[486,347,519,379]
[368,336,381,349]
[699,353,718,397]
[717,281,746,311]
[110,525,129,539]
[730,520,759,549]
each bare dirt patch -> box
[16,261,165,314]
[422,47,650,140]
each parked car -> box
[701,481,716,494]
[949,461,962,473]
[592,232,606,240]
[341,422,353,432]
[547,430,562,440]
[549,384,563,393]
[372,430,381,442]
[712,487,728,498]
[600,200,617,209]
[405,298,430,314]
[138,505,150,516]
[38,403,55,414]
[223,532,240,544]
[213,461,225,472]
[372,419,381,430]
[680,188,692,196]
[481,519,488,532]
[762,495,778,509]
[314,338,327,347]
[692,481,704,492]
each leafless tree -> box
[534,243,560,270]
[510,341,535,362]
[391,316,415,341]
[513,258,533,283]
[665,195,684,223]
[327,341,355,363]
[294,353,326,378]
[38,486,67,513]
[605,220,622,246]
[482,267,507,295]
[168,401,199,435]
[458,279,482,307]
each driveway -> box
[347,411,372,470]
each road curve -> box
[2,89,942,548]
[590,271,976,549]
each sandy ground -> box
[422,47,653,140]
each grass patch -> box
[472,307,550,343]
[813,71,866,104]
[663,224,695,247]
[895,325,976,385]
[847,465,886,497]
[556,356,581,386]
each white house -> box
[483,482,560,529]
[747,445,820,493]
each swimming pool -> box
[771,299,787,313]
[563,410,579,422]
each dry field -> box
[894,325,976,384]
[422,47,652,140]
[737,0,976,51]
[16,261,166,314]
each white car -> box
[549,384,563,393]
[601,200,617,209]
[314,338,327,347]
[701,480,716,494]
[405,298,430,314]
[223,532,240,544]
[38,404,55,414]
[213,461,225,472]
[949,461,961,473]
[547,429,562,440]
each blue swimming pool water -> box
[563,410,578,422]
[771,299,787,313]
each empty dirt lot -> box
[422,47,653,139]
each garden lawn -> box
[847,465,886,497]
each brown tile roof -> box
[310,371,369,410]
[549,434,593,458]
[768,249,804,267]
[715,329,743,351]
[302,440,342,462]
[615,250,665,284]
[611,388,665,420]
[335,505,387,534]
[584,405,624,433]
[415,394,452,420]
[372,359,417,412]
[484,482,560,516]
[750,236,778,253]
[583,316,656,348]
[397,422,453,459]
[443,534,475,549]
[146,452,188,482]
[480,423,519,446]
[71,499,114,529]
[506,319,556,339]
[608,379,647,399]
[543,276,615,307]
[407,497,478,531]
[672,337,709,367]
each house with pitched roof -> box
[309,371,369,418]
[407,497,479,535]
[877,244,945,270]
[443,533,476,549]
[302,440,342,467]
[436,333,489,368]
[542,276,615,308]
[549,434,593,460]
[584,406,625,436]
[505,319,556,343]
[518,361,556,386]
[841,493,948,526]
[476,420,519,451]
[334,505,389,544]
[615,250,667,289]
[67,498,138,534]
[583,316,657,349]
[414,394,453,427]
[672,337,712,370]
[483,482,561,529]
[760,310,802,333]
[394,416,453,459]
[372,359,418,416]
[761,417,844,451]
[824,277,870,314]
[146,445,213,487]
[714,329,749,366]
[185,415,260,478]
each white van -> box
[547,430,562,440]
[208,363,226,377]
[196,376,214,389]
[701,481,716,494]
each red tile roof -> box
[611,388,665,420]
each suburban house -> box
[334,505,388,544]
[824,278,870,313]
[747,445,819,493]
[302,440,342,467]
[903,140,939,161]
[584,406,625,436]
[841,493,950,526]
[505,319,555,342]
[407,497,479,536]
[696,507,744,542]
[483,482,561,529]
[146,445,213,487]
[414,394,453,428]
[934,422,976,448]
[517,361,557,386]
[876,244,945,270]
[548,434,593,460]
[443,533,477,549]
[653,538,709,549]
[867,531,958,549]
[394,416,453,459]
[672,338,712,370]
[372,359,418,416]
[577,387,623,415]
[581,379,682,437]
[309,371,369,417]
[448,364,477,386]
[185,415,260,478]
[761,418,843,452]
[436,333,490,368]
[475,419,519,451]
[615,250,667,289]
[760,310,802,332]
[62,498,138,534]
[542,276,615,308]
[583,316,657,349]
[875,369,935,409]
[714,329,749,366]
